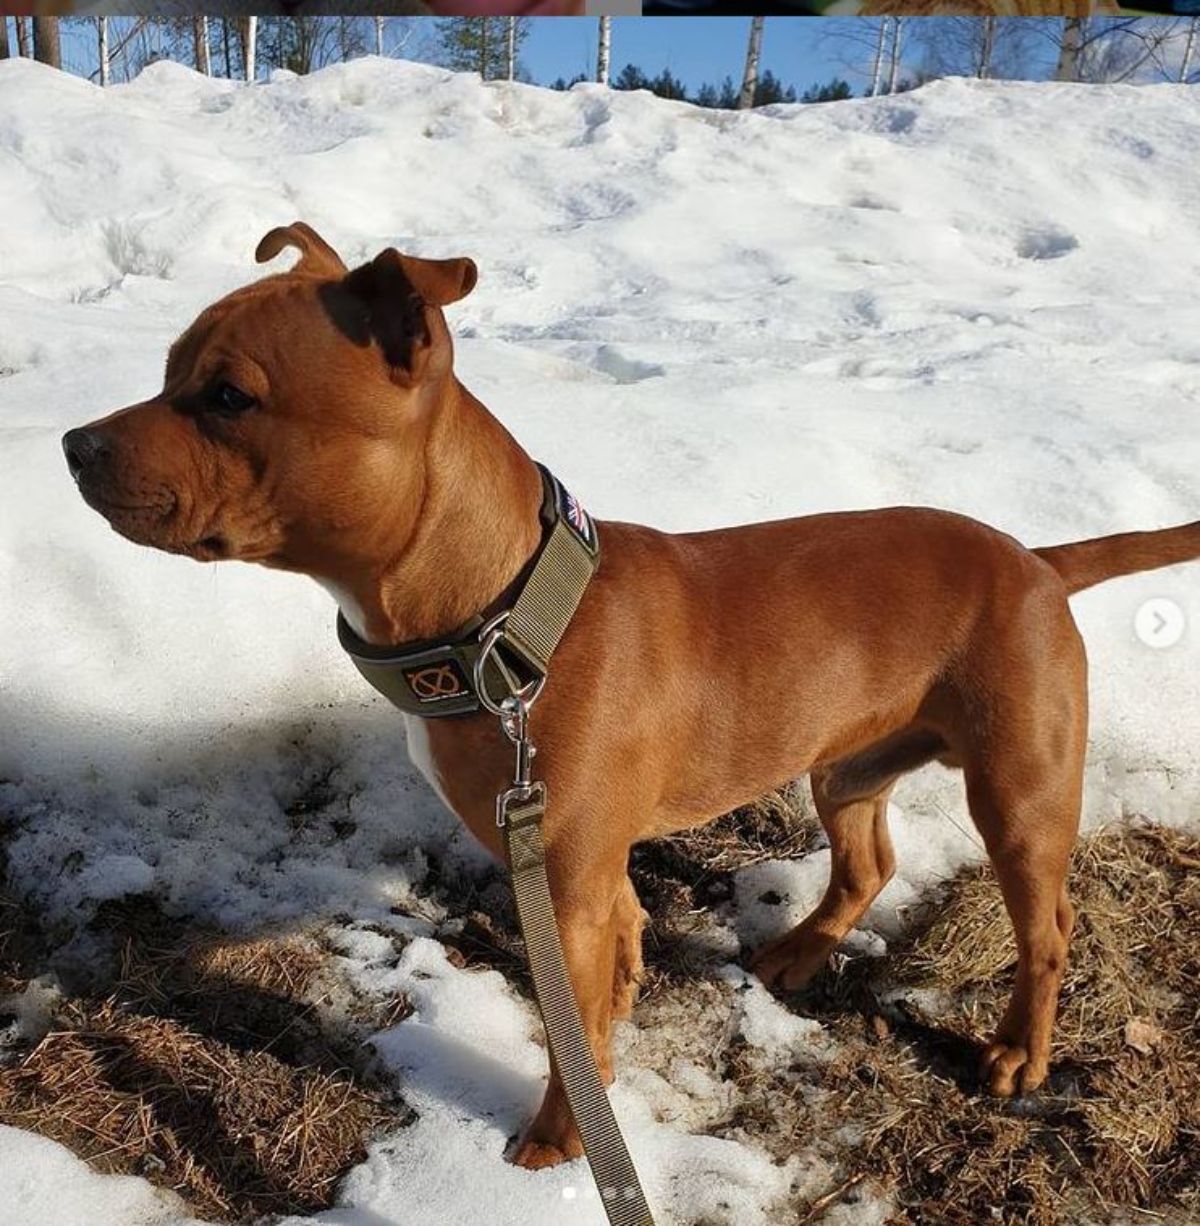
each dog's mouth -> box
[76,478,206,554]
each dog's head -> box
[62,222,476,573]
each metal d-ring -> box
[474,611,546,728]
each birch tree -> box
[375,16,385,57]
[597,15,611,86]
[1182,18,1198,83]
[738,16,764,111]
[888,17,904,95]
[33,17,61,69]
[245,15,256,82]
[869,19,886,96]
[505,16,515,82]
[98,17,109,86]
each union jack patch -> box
[554,477,597,553]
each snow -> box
[0,1126,197,1226]
[1,55,1199,1225]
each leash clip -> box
[477,613,548,828]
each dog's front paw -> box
[980,1038,1048,1097]
[511,1133,583,1170]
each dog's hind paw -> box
[750,929,836,991]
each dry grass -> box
[0,897,408,1222]
[0,1001,394,1220]
[783,823,1200,1223]
[2,805,1198,1225]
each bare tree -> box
[597,15,611,86]
[978,15,996,78]
[0,18,10,61]
[914,16,1040,83]
[505,16,515,82]
[375,15,384,57]
[33,17,61,69]
[1052,17,1174,84]
[16,18,30,59]
[98,17,109,86]
[245,15,257,82]
[738,16,764,111]
[194,17,211,76]
[1183,18,1198,84]
[888,16,904,94]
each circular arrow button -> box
[1134,598,1186,650]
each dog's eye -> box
[212,382,257,415]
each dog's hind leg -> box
[965,755,1081,1096]
[752,727,946,991]
[958,608,1087,1096]
[752,769,898,991]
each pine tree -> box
[801,77,852,104]
[436,17,529,83]
[613,63,650,92]
[754,70,795,107]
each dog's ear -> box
[329,249,475,380]
[255,222,348,277]
[390,252,478,307]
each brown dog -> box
[64,223,1199,1168]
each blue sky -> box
[526,17,844,91]
[15,16,890,93]
[17,16,1070,95]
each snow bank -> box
[1,56,1198,1225]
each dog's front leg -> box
[510,853,628,1170]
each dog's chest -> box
[403,714,457,813]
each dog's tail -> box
[1035,521,1200,595]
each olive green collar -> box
[337,464,599,718]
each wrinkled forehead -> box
[165,274,325,382]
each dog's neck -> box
[319,379,545,647]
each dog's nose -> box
[62,427,109,479]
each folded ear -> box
[392,252,478,307]
[331,249,476,379]
[255,221,347,277]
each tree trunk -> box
[479,18,488,81]
[245,15,256,82]
[869,18,886,97]
[1056,18,1083,82]
[978,15,996,79]
[505,16,515,82]
[597,15,611,86]
[375,15,384,57]
[738,16,764,111]
[1181,18,1197,84]
[193,17,210,75]
[222,19,232,78]
[98,17,109,86]
[0,18,10,61]
[16,18,31,59]
[888,17,903,95]
[33,17,61,69]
